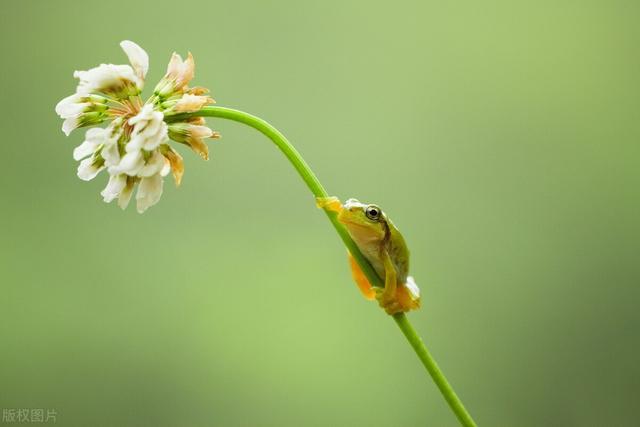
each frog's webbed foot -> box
[375,282,421,315]
[374,286,403,314]
[315,196,342,213]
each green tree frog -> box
[317,197,421,314]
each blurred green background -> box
[1,1,638,426]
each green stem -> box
[170,106,477,427]
[394,313,477,427]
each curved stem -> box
[170,106,477,427]
[169,106,382,288]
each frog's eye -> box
[365,205,381,221]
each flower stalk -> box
[169,105,478,427]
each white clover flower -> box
[56,40,217,213]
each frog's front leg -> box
[315,196,342,214]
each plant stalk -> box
[169,106,477,427]
[394,313,477,427]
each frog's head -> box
[337,198,388,246]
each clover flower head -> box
[55,40,217,213]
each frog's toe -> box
[315,196,342,213]
[375,291,401,314]
[375,285,421,314]
[379,299,403,315]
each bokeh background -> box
[1,1,638,426]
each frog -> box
[316,196,420,314]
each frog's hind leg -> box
[394,276,421,312]
[348,253,376,300]
[375,251,401,314]
[377,252,420,314]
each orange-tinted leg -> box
[394,277,421,312]
[348,253,376,300]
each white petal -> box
[101,174,127,203]
[85,127,107,142]
[120,40,149,80]
[128,103,155,126]
[138,151,165,177]
[136,174,164,213]
[141,121,167,151]
[62,117,79,136]
[74,63,141,95]
[118,181,134,210]
[125,135,144,153]
[102,141,120,167]
[116,150,144,175]
[77,158,104,181]
[55,94,83,118]
[73,140,98,161]
[160,157,171,177]
[128,105,167,152]
[55,94,80,114]
[140,111,164,136]
[73,127,107,160]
